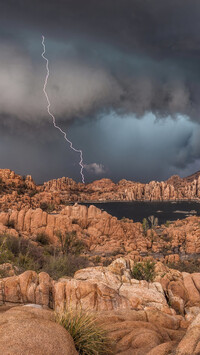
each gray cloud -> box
[0,42,122,122]
[0,0,200,182]
[84,163,106,175]
[0,0,200,122]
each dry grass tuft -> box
[55,308,113,355]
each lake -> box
[82,201,200,225]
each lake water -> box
[83,201,200,225]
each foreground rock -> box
[2,259,200,354]
[97,309,185,354]
[0,305,77,355]
[175,312,200,355]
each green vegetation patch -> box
[130,260,155,282]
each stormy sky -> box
[0,0,200,183]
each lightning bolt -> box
[41,35,85,183]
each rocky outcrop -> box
[0,169,36,190]
[2,259,200,354]
[42,172,200,202]
[0,306,77,355]
[1,259,200,318]
[1,169,200,212]
[0,266,169,313]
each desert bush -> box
[0,248,15,264]
[56,230,85,256]
[42,255,72,279]
[5,235,20,256]
[42,254,90,280]
[35,232,49,246]
[0,235,16,263]
[55,308,113,355]
[103,258,112,267]
[40,202,55,213]
[0,232,89,277]
[130,260,155,282]
[15,253,37,271]
[0,234,45,272]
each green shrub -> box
[0,248,15,264]
[55,308,113,355]
[130,260,155,282]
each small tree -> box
[130,260,155,282]
[142,218,149,233]
[56,230,85,256]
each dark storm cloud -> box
[1,0,200,121]
[0,0,200,183]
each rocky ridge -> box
[1,169,200,213]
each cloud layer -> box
[0,0,200,182]
[1,0,200,123]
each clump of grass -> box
[55,308,113,355]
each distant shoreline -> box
[77,199,200,204]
